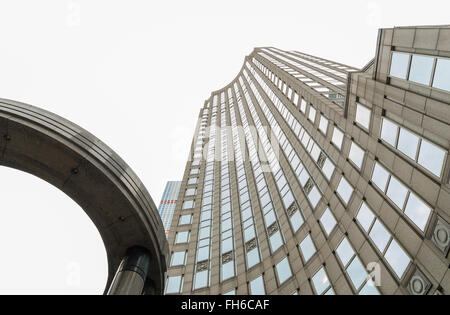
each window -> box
[175,231,189,244]
[418,139,446,177]
[319,115,328,135]
[300,98,307,113]
[182,200,195,210]
[222,261,235,281]
[269,231,283,252]
[337,176,353,204]
[247,248,260,269]
[290,210,304,232]
[356,203,375,232]
[409,55,434,85]
[187,178,198,185]
[185,188,196,196]
[249,275,265,295]
[432,58,450,91]
[311,267,331,295]
[320,208,337,236]
[336,238,355,266]
[384,240,410,278]
[223,289,235,295]
[332,126,344,149]
[194,270,208,290]
[370,220,391,252]
[166,275,183,294]
[275,257,292,285]
[371,163,390,191]
[397,128,419,159]
[190,168,200,175]
[386,177,408,209]
[179,214,192,225]
[380,119,398,146]
[308,106,316,123]
[299,234,316,262]
[355,103,371,129]
[389,52,410,79]
[349,142,365,169]
[171,251,187,267]
[404,193,431,232]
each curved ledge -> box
[0,98,169,294]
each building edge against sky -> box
[158,181,182,237]
[165,25,450,295]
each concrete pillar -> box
[107,246,151,295]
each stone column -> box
[107,246,151,295]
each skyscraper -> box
[165,25,450,295]
[158,181,182,237]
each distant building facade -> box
[158,181,181,237]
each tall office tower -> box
[158,181,181,237]
[165,25,450,295]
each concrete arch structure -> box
[0,98,169,294]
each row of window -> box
[390,52,450,92]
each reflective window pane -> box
[349,142,365,169]
[386,177,408,209]
[347,258,368,290]
[369,221,391,252]
[166,275,183,294]
[175,231,189,244]
[389,52,410,79]
[432,58,450,91]
[299,235,316,262]
[359,282,380,295]
[337,177,353,204]
[332,127,344,149]
[409,55,434,85]
[247,248,260,268]
[222,261,235,281]
[171,251,186,266]
[308,106,316,123]
[418,139,446,177]
[249,275,265,295]
[384,240,410,278]
[404,193,431,232]
[312,267,330,295]
[355,104,371,129]
[290,210,304,232]
[194,270,208,289]
[320,208,337,236]
[319,115,328,134]
[336,238,355,266]
[357,203,375,232]
[269,231,283,252]
[381,119,398,146]
[397,128,419,159]
[372,163,389,191]
[275,257,292,284]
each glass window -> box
[247,248,260,269]
[384,239,410,278]
[432,58,450,91]
[187,178,198,185]
[359,282,380,295]
[190,168,200,175]
[182,200,195,210]
[389,52,410,79]
[300,234,316,262]
[319,115,328,135]
[275,257,292,285]
[300,99,307,113]
[347,258,368,290]
[418,139,446,177]
[372,163,389,191]
[320,208,337,236]
[337,177,353,204]
[386,177,408,209]
[308,106,316,123]
[194,270,208,290]
[249,275,265,295]
[175,231,189,244]
[369,220,391,252]
[336,238,355,266]
[269,231,283,252]
[166,275,183,294]
[404,193,431,232]
[349,142,365,169]
[380,119,398,147]
[197,246,209,261]
[409,55,434,85]
[355,103,371,129]
[290,210,304,232]
[357,203,375,232]
[185,188,196,196]
[308,186,322,208]
[171,251,186,267]
[223,289,236,295]
[397,128,419,159]
[179,214,192,225]
[222,261,235,281]
[312,267,330,295]
[332,127,344,149]
[322,159,335,181]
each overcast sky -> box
[0,0,448,294]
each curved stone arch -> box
[0,98,168,294]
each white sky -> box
[0,0,448,294]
